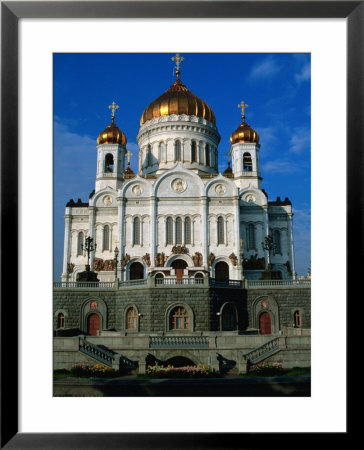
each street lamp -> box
[261,235,276,270]
[82,236,97,270]
[114,246,119,280]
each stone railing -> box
[118,279,148,288]
[246,279,311,288]
[243,337,281,365]
[155,277,205,286]
[54,281,115,289]
[209,278,243,288]
[78,337,115,367]
[149,336,209,348]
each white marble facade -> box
[61,100,296,283]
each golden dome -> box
[230,118,259,145]
[140,78,216,125]
[97,118,127,146]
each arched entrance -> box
[221,304,237,331]
[171,259,187,281]
[165,356,196,368]
[259,312,272,335]
[129,262,144,280]
[214,261,229,281]
[87,313,100,336]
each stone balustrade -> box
[149,335,209,348]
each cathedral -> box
[54,55,310,374]
[61,53,296,285]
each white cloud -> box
[295,62,311,83]
[248,56,281,80]
[289,127,310,154]
[262,159,302,174]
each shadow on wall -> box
[216,353,236,375]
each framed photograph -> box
[2,1,359,448]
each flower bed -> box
[69,363,117,378]
[145,364,216,378]
[247,361,284,376]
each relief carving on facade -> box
[171,245,187,254]
[192,252,203,266]
[143,253,151,266]
[94,258,115,271]
[94,258,104,271]
[242,254,265,269]
[67,263,75,274]
[155,252,167,267]
[208,252,215,266]
[229,252,238,266]
[122,254,130,267]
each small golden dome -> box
[140,78,216,125]
[230,117,259,145]
[97,118,127,146]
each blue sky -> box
[53,53,311,280]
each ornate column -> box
[62,209,72,280]
[117,197,125,280]
[88,206,96,270]
[287,213,296,279]
[225,216,229,246]
[233,196,241,265]
[201,196,208,270]
[262,207,269,265]
[150,196,156,268]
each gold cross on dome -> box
[225,149,232,162]
[126,151,133,164]
[108,101,119,119]
[238,100,248,118]
[172,53,184,74]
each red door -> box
[259,312,271,335]
[88,313,100,336]
[176,268,184,283]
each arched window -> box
[57,313,65,329]
[169,306,189,331]
[205,144,210,166]
[243,153,253,171]
[221,304,237,331]
[133,217,141,245]
[199,142,203,164]
[126,307,138,331]
[214,261,229,281]
[217,216,224,244]
[160,142,166,161]
[103,225,110,251]
[166,217,173,245]
[294,310,302,327]
[191,141,197,162]
[129,262,144,280]
[274,229,281,254]
[175,217,182,244]
[77,231,84,256]
[104,153,114,172]
[247,224,255,250]
[184,217,191,244]
[147,145,152,166]
[175,140,181,161]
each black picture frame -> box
[1,1,359,448]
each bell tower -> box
[230,101,262,190]
[95,102,127,192]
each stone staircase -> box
[79,336,116,367]
[243,337,282,367]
